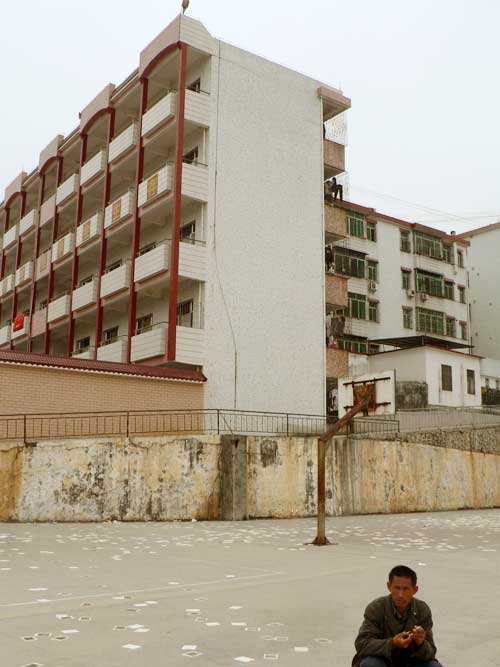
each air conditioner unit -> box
[368,281,377,291]
[406,289,415,297]
[420,293,428,302]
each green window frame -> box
[401,270,410,290]
[367,261,378,282]
[458,286,466,303]
[457,250,464,268]
[400,231,411,252]
[460,321,468,340]
[444,281,454,300]
[403,307,413,329]
[367,222,377,242]
[334,249,366,278]
[416,270,444,297]
[442,243,453,264]
[414,232,443,259]
[368,300,378,322]
[416,307,445,335]
[348,292,366,320]
[446,316,456,338]
[347,211,365,239]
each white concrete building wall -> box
[203,42,326,414]
[368,348,427,383]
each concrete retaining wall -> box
[1,428,500,521]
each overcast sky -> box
[1,0,498,233]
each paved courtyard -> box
[1,509,499,667]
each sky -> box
[1,0,499,234]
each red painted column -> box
[0,207,9,329]
[126,78,148,362]
[10,192,27,349]
[94,109,115,359]
[66,135,87,358]
[166,43,188,361]
[44,156,64,355]
[27,173,45,351]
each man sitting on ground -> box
[352,565,443,667]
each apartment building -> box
[0,12,350,415]
[325,199,472,410]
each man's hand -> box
[392,631,413,649]
[411,625,426,646]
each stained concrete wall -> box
[1,428,500,521]
[396,381,428,410]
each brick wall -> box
[324,204,346,237]
[325,273,348,308]
[0,363,204,415]
[326,347,349,377]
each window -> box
[458,286,466,303]
[446,317,456,338]
[457,250,464,268]
[183,147,199,164]
[347,211,365,238]
[138,241,157,256]
[485,378,490,389]
[102,326,119,345]
[496,380,500,391]
[136,313,153,335]
[400,231,411,252]
[416,307,445,335]
[416,270,444,297]
[367,222,377,242]
[187,78,201,93]
[401,270,411,290]
[76,336,90,352]
[39,299,48,310]
[367,261,378,282]
[334,248,366,278]
[403,307,413,329]
[467,370,476,395]
[181,221,196,243]
[441,364,453,392]
[78,275,93,287]
[369,344,380,354]
[348,292,366,320]
[442,243,453,264]
[460,321,468,340]
[368,300,378,322]
[414,232,442,259]
[444,281,454,300]
[337,337,368,354]
[176,300,194,327]
[105,259,122,273]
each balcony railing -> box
[12,316,30,340]
[36,249,51,280]
[80,150,106,186]
[97,336,128,363]
[185,89,210,128]
[40,194,56,227]
[181,162,208,202]
[100,262,130,298]
[72,278,98,312]
[0,325,11,346]
[72,346,95,360]
[76,213,101,248]
[135,241,169,282]
[179,240,206,281]
[141,93,176,136]
[0,274,14,298]
[130,322,167,362]
[104,190,135,229]
[19,209,38,236]
[3,224,18,250]
[15,261,34,287]
[52,232,75,264]
[138,164,172,207]
[108,123,138,163]
[31,308,47,338]
[56,173,79,206]
[175,325,204,366]
[47,294,71,324]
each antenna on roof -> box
[182,0,189,13]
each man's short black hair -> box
[388,565,417,586]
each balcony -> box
[76,213,101,248]
[36,249,51,280]
[72,278,98,312]
[31,308,47,337]
[138,165,172,208]
[0,325,11,346]
[185,90,210,128]
[15,261,34,288]
[323,139,345,178]
[56,173,79,206]
[141,93,176,137]
[108,123,138,163]
[12,315,30,340]
[19,210,38,236]
[100,262,130,298]
[72,346,95,360]
[97,337,127,363]
[179,241,206,281]
[47,294,71,324]
[324,204,346,239]
[104,190,135,230]
[182,162,209,202]
[81,150,106,186]
[3,224,18,250]
[52,232,75,264]
[325,273,348,310]
[40,194,56,227]
[131,322,166,362]
[135,242,169,283]
[176,326,204,366]
[0,274,14,298]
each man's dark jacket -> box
[352,595,438,666]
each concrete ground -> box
[1,509,499,667]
